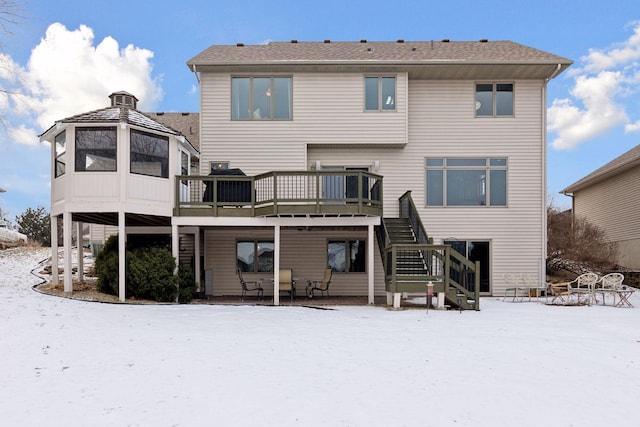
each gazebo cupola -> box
[109,91,138,109]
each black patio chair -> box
[237,268,264,301]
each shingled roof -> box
[40,106,200,152]
[188,39,571,66]
[60,107,178,135]
[561,144,640,194]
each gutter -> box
[191,64,200,84]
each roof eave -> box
[561,157,640,194]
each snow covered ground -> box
[1,247,639,427]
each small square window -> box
[475,83,513,117]
[365,76,396,111]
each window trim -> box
[364,75,397,112]
[425,157,508,207]
[475,82,514,117]
[327,239,367,273]
[231,76,293,121]
[54,130,66,178]
[236,240,274,273]
[75,126,118,172]
[129,129,170,179]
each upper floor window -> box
[426,158,507,207]
[475,83,513,117]
[130,129,169,178]
[54,130,66,177]
[75,127,117,172]
[232,77,292,120]
[365,76,396,111]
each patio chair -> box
[548,282,572,305]
[279,268,296,302]
[522,274,548,302]
[306,268,332,299]
[503,273,527,302]
[237,268,264,301]
[597,272,624,305]
[568,272,599,305]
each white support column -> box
[436,292,445,309]
[51,215,59,286]
[63,213,73,293]
[273,225,281,306]
[368,224,375,304]
[393,292,401,309]
[76,221,84,282]
[118,211,126,302]
[194,227,201,290]
[172,223,179,302]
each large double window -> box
[130,129,169,178]
[232,76,292,120]
[475,83,513,117]
[328,240,366,273]
[426,158,507,207]
[237,240,274,273]
[54,130,66,177]
[75,127,117,172]
[365,76,396,111]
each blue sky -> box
[1,0,639,220]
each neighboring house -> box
[561,144,640,269]
[42,40,571,308]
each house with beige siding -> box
[42,41,571,308]
[561,144,640,269]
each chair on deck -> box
[279,268,296,302]
[237,268,264,301]
[306,268,332,299]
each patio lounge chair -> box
[306,268,332,299]
[237,268,264,301]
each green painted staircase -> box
[376,192,480,310]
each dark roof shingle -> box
[188,40,572,66]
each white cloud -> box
[8,124,39,147]
[549,22,640,150]
[548,71,628,149]
[0,22,163,145]
[626,120,640,133]
[578,22,640,74]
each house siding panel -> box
[198,73,407,174]
[309,80,546,295]
[573,166,640,269]
[204,227,384,297]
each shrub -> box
[177,264,197,303]
[95,235,120,295]
[127,247,178,302]
[547,206,619,274]
[95,235,182,302]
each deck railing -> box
[174,170,383,217]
